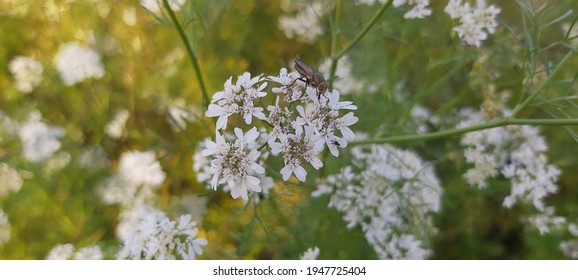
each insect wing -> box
[294,58,326,86]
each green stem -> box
[162,0,210,110]
[334,0,393,60]
[351,117,578,145]
[327,0,342,90]
[511,51,574,117]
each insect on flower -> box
[293,57,328,101]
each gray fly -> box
[293,57,328,101]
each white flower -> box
[278,1,325,43]
[0,163,23,197]
[54,42,104,85]
[201,127,265,200]
[355,0,383,5]
[105,109,130,139]
[46,243,75,260]
[268,68,306,102]
[73,246,104,260]
[8,56,43,93]
[294,89,358,157]
[193,138,214,185]
[527,207,566,235]
[300,247,320,260]
[206,73,267,130]
[560,240,578,259]
[0,209,10,245]
[315,144,441,259]
[100,151,166,208]
[18,111,65,162]
[444,0,501,47]
[270,126,322,182]
[459,108,560,211]
[118,151,166,187]
[393,0,432,19]
[116,205,207,260]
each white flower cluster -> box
[8,56,43,93]
[46,243,103,260]
[313,144,441,259]
[0,163,23,197]
[355,0,431,19]
[458,108,560,211]
[0,209,10,245]
[444,0,501,47]
[527,207,566,235]
[199,68,358,200]
[393,0,431,19]
[18,111,65,162]
[141,0,186,13]
[54,42,104,86]
[116,205,207,260]
[193,136,275,202]
[561,223,578,259]
[278,1,325,43]
[300,246,320,260]
[100,150,166,208]
[105,109,130,139]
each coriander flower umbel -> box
[270,126,323,182]
[18,111,65,162]
[294,89,358,157]
[201,127,265,200]
[268,68,307,102]
[444,0,501,47]
[8,56,43,93]
[206,72,268,130]
[278,1,325,43]
[193,133,274,202]
[459,108,560,211]
[313,143,442,259]
[116,205,207,260]
[54,42,104,85]
[266,96,297,144]
[99,150,166,208]
[393,0,432,19]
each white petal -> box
[269,142,282,155]
[280,165,292,181]
[250,162,265,174]
[294,165,307,182]
[314,138,325,154]
[244,112,252,124]
[309,156,323,169]
[245,175,261,192]
[253,110,267,120]
[205,104,224,117]
[244,127,259,143]
[328,142,339,157]
[216,115,228,130]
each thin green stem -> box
[162,0,210,110]
[511,51,574,117]
[327,0,342,90]
[351,117,578,145]
[334,0,393,60]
